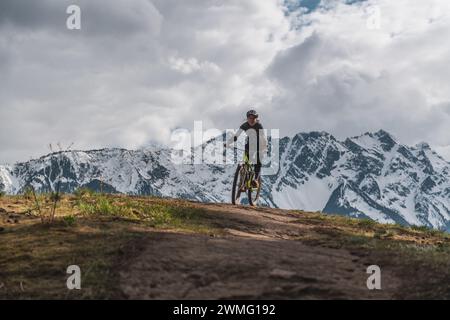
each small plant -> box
[410,224,431,232]
[74,187,94,199]
[40,142,74,224]
[140,204,173,225]
[21,142,71,224]
[373,228,397,239]
[0,191,5,198]
[97,197,115,215]
[49,191,63,223]
[409,224,443,237]
[77,196,132,217]
[23,186,45,222]
[358,218,377,229]
[23,186,35,201]
[63,215,76,226]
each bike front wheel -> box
[231,164,245,205]
[248,175,261,207]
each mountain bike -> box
[231,149,261,206]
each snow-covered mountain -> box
[1,130,449,231]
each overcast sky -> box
[1,0,449,164]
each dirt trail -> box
[119,203,401,299]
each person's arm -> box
[224,128,244,147]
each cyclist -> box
[224,109,267,188]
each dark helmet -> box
[246,109,258,118]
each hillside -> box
[0,193,449,299]
[1,130,449,231]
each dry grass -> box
[287,210,450,298]
[0,194,219,299]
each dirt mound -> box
[120,203,402,299]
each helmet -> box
[246,110,258,118]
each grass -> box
[0,218,146,299]
[290,209,450,260]
[0,193,219,299]
[74,193,216,234]
[291,210,449,242]
[62,215,76,226]
[290,209,450,298]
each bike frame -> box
[240,152,256,191]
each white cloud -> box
[168,56,221,75]
[265,0,450,160]
[0,0,449,163]
[0,0,294,163]
[434,145,450,162]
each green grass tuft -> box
[62,215,77,226]
[75,195,215,234]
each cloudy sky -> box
[1,0,449,163]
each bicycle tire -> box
[231,164,244,205]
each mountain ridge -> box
[1,130,449,230]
